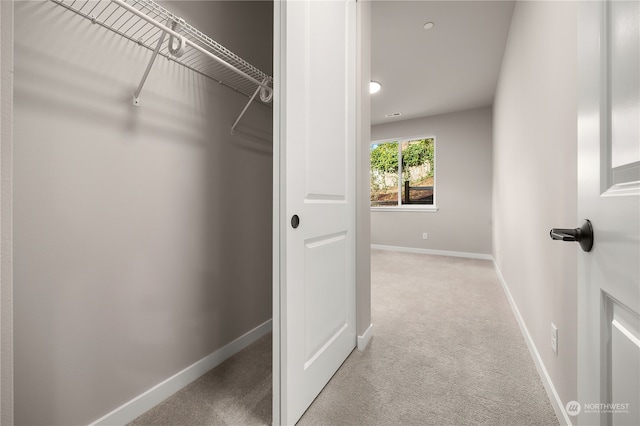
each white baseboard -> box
[357,323,373,351]
[371,244,492,260]
[90,319,272,426]
[492,262,572,426]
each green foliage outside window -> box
[401,139,434,177]
[370,138,434,177]
[370,138,435,207]
[370,142,399,174]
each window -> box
[370,137,436,209]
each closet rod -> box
[109,0,273,96]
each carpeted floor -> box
[128,333,272,426]
[129,250,559,426]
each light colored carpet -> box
[128,333,272,426]
[297,250,558,425]
[128,250,559,425]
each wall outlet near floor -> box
[551,323,558,355]
[422,233,428,240]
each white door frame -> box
[271,1,283,423]
[272,1,363,424]
[272,1,371,424]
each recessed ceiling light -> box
[370,81,381,94]
[385,112,402,118]
[423,22,435,30]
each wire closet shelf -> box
[50,0,273,132]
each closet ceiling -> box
[371,0,515,125]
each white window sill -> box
[370,206,439,213]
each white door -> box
[577,1,640,425]
[273,0,357,425]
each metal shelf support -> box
[133,28,167,106]
[49,0,273,130]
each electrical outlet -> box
[551,323,558,355]
[422,233,428,240]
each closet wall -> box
[13,2,273,425]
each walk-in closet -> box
[12,1,274,424]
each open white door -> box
[273,0,357,425]
[576,1,640,425]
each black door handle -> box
[550,219,594,252]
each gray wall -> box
[1,1,15,424]
[370,107,493,255]
[13,2,272,425]
[357,0,372,340]
[493,0,578,411]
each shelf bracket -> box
[133,29,168,106]
[231,77,271,134]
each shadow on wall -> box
[12,1,273,424]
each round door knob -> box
[550,219,594,252]
[291,215,300,229]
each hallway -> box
[130,250,558,425]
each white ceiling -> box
[371,1,515,125]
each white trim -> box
[612,319,640,349]
[90,319,272,426]
[371,134,437,146]
[493,262,572,426]
[357,323,373,351]
[371,206,439,213]
[371,244,492,260]
[273,0,286,422]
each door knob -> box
[291,215,300,229]
[550,219,594,252]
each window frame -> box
[370,135,438,212]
